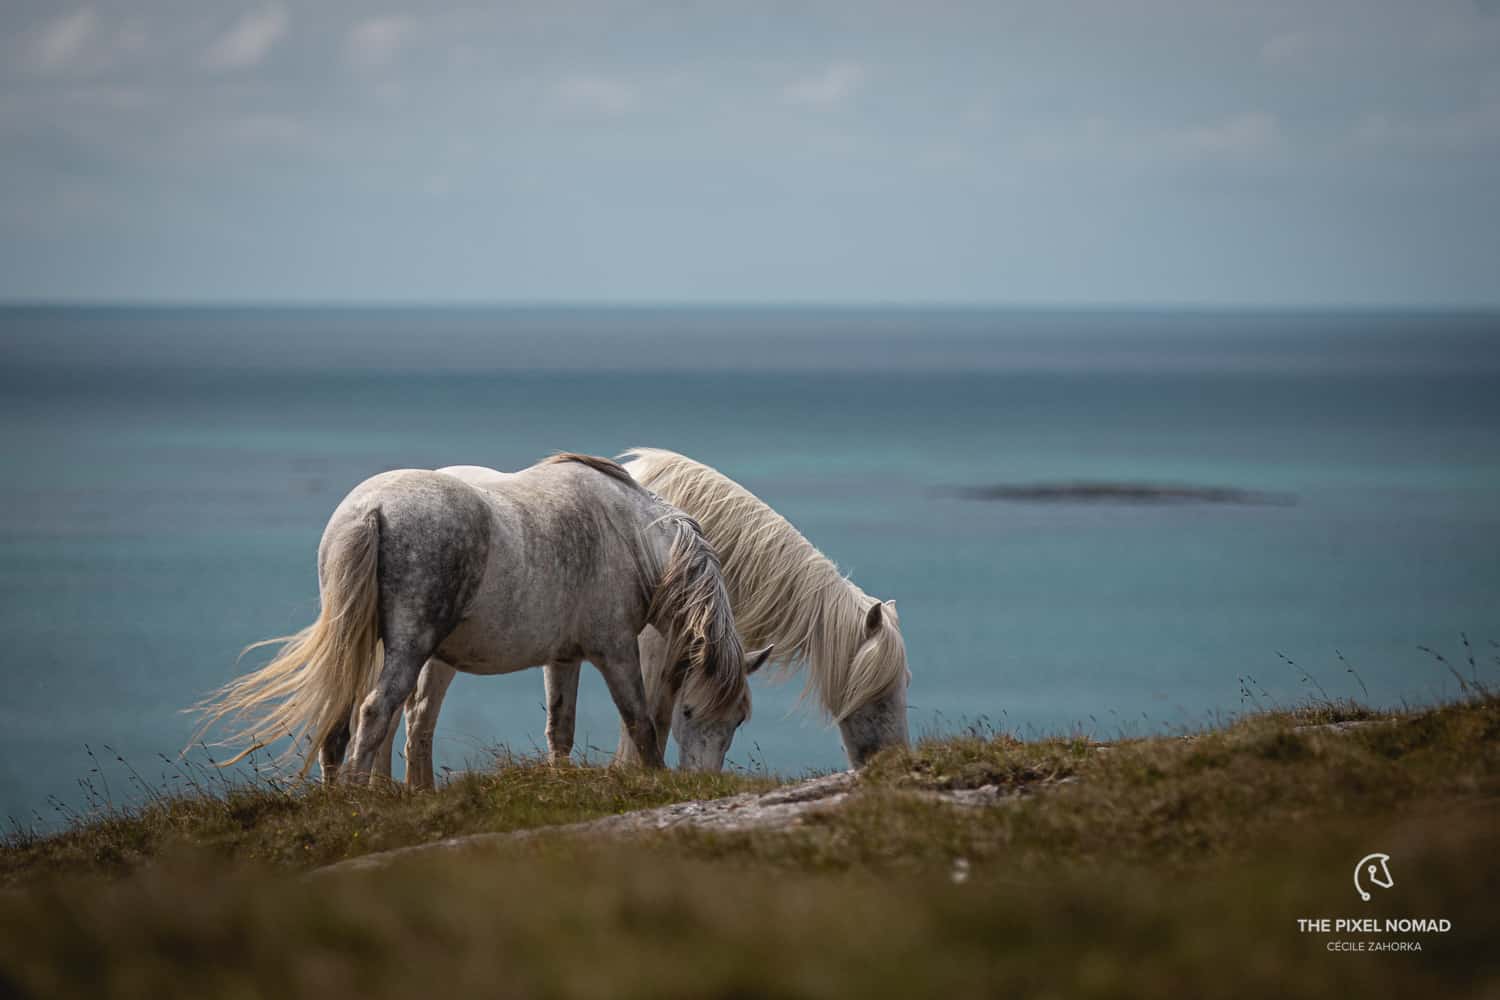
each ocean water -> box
[1,306,1498,825]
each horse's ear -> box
[865,602,883,636]
[745,644,773,674]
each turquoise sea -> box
[2,306,1498,824]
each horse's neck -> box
[640,500,688,572]
[732,552,859,645]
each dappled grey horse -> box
[193,453,758,784]
[356,465,766,779]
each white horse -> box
[623,448,911,767]
[192,453,762,783]
[400,448,911,775]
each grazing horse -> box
[402,448,911,774]
[191,453,757,784]
[622,448,911,768]
[357,464,767,782]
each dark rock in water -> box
[945,482,1295,505]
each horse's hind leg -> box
[346,643,432,785]
[336,678,398,784]
[319,709,354,785]
[374,708,400,782]
[596,642,664,769]
[543,660,582,765]
[403,658,456,790]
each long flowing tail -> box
[189,509,383,775]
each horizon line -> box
[3,298,1500,313]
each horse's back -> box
[439,459,658,671]
[334,458,649,608]
[436,465,515,492]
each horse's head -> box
[674,644,770,771]
[836,600,911,768]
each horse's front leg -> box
[403,658,456,790]
[613,626,676,767]
[596,642,664,769]
[543,659,582,765]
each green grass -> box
[1,695,1497,998]
[664,694,1500,880]
[0,754,776,883]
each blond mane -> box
[623,448,907,721]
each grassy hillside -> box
[0,753,775,881]
[1,695,1496,998]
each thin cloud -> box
[919,145,966,169]
[347,16,413,71]
[1353,101,1500,153]
[113,21,148,56]
[782,62,866,109]
[1020,112,1284,168]
[218,112,307,146]
[556,75,639,115]
[1171,112,1282,157]
[1260,31,1316,67]
[28,8,99,73]
[201,6,287,73]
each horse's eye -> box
[681,707,694,720]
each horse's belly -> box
[435,615,584,676]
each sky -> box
[1,1,1498,306]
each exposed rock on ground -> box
[315,769,1039,876]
